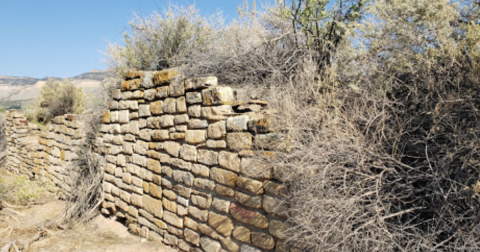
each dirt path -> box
[0,200,177,252]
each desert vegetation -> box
[106,0,480,251]
[24,79,85,124]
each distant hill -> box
[0,70,117,109]
[0,76,40,86]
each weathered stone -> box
[164,141,181,157]
[110,111,119,123]
[193,178,215,191]
[156,86,169,98]
[146,117,161,128]
[227,116,249,131]
[164,233,179,246]
[202,87,234,105]
[206,140,227,149]
[191,194,212,209]
[207,121,226,139]
[233,226,252,244]
[171,158,192,171]
[235,191,263,209]
[208,212,234,237]
[146,159,161,173]
[139,129,152,141]
[184,216,199,231]
[163,210,183,228]
[185,228,200,246]
[188,205,209,222]
[240,245,261,252]
[209,168,238,190]
[185,130,207,144]
[176,96,187,113]
[263,181,287,197]
[188,119,209,129]
[153,69,179,85]
[241,158,273,180]
[188,105,202,118]
[168,80,185,97]
[160,115,175,127]
[150,183,162,199]
[139,104,151,117]
[227,133,252,150]
[220,237,240,252]
[263,195,287,218]
[180,144,197,162]
[236,177,264,195]
[218,151,240,172]
[230,202,268,229]
[143,195,163,218]
[269,219,287,239]
[192,164,210,178]
[251,232,275,250]
[129,121,140,135]
[185,76,217,90]
[173,170,194,186]
[174,114,189,125]
[200,237,222,252]
[144,89,156,101]
[150,101,164,115]
[215,184,235,197]
[197,149,218,165]
[173,184,192,198]
[186,92,202,104]
[201,106,234,121]
[163,98,176,113]
[132,90,144,99]
[152,130,169,141]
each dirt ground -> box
[0,200,177,252]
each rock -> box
[208,212,234,237]
[200,237,222,252]
[230,202,268,229]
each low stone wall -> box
[97,70,288,252]
[5,110,86,193]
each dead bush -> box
[62,113,104,224]
[24,79,85,124]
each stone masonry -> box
[5,111,86,193]
[97,69,288,252]
[3,69,289,252]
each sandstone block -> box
[263,195,287,218]
[208,212,234,237]
[185,130,207,144]
[233,226,251,244]
[185,228,200,246]
[252,232,275,250]
[240,244,262,252]
[215,184,235,197]
[191,194,212,209]
[168,80,185,97]
[200,237,222,252]
[241,158,273,180]
[236,176,264,195]
[186,92,202,104]
[144,89,156,101]
[235,191,263,209]
[176,96,187,112]
[162,198,177,213]
[180,144,197,162]
[152,130,169,141]
[185,76,217,90]
[150,101,164,115]
[139,104,151,117]
[164,141,181,157]
[153,69,179,85]
[212,198,230,214]
[202,87,234,106]
[218,151,240,172]
[139,129,152,141]
[201,105,234,121]
[173,170,194,186]
[227,133,252,150]
[174,114,189,125]
[227,116,249,131]
[142,195,163,218]
[192,164,210,178]
[230,202,268,229]
[206,140,227,149]
[160,115,175,127]
[163,210,183,228]
[188,105,202,118]
[188,119,208,129]
[269,219,287,239]
[193,178,215,191]
[197,149,218,166]
[207,121,226,139]
[220,237,240,252]
[211,168,237,187]
[188,205,209,222]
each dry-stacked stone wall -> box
[98,69,288,252]
[5,110,86,193]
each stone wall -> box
[5,110,86,193]
[97,69,288,252]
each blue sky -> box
[0,0,262,78]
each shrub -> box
[106,4,221,76]
[24,79,85,123]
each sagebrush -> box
[107,0,480,251]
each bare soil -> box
[0,200,177,252]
